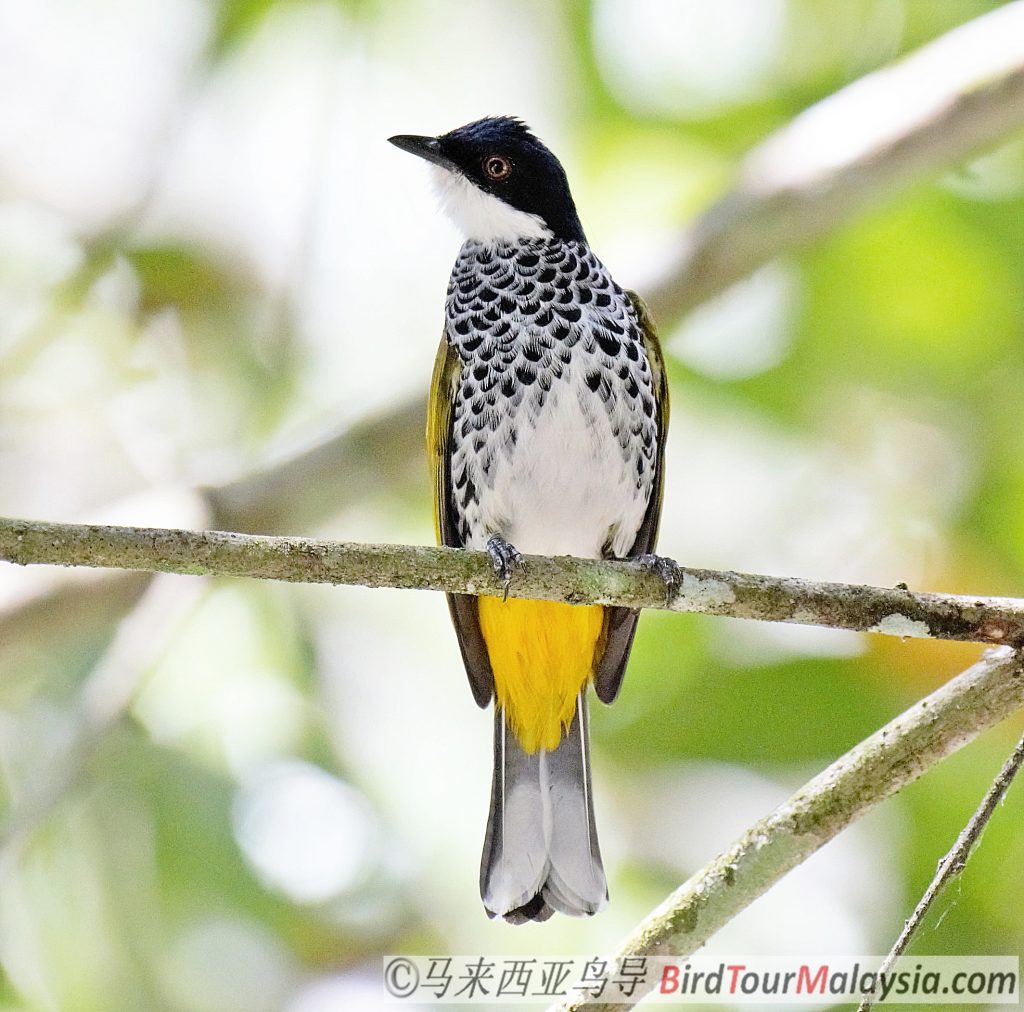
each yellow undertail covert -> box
[477,597,604,753]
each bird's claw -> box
[639,553,682,606]
[487,535,525,601]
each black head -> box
[389,116,586,244]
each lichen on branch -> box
[2,516,1024,646]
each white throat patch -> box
[431,166,552,243]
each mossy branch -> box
[551,647,1024,1012]
[2,516,1024,647]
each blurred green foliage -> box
[1,0,1023,1009]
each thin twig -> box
[2,516,1024,645]
[856,731,1024,1012]
[548,648,1024,1012]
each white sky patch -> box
[0,201,83,352]
[658,391,969,587]
[430,165,552,243]
[133,586,307,775]
[619,763,901,954]
[0,0,207,230]
[668,261,797,379]
[233,760,383,904]
[285,973,384,1012]
[141,2,348,294]
[136,4,438,436]
[162,916,296,1012]
[593,0,786,117]
[869,613,931,639]
[716,619,867,665]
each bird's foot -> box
[487,535,525,601]
[639,553,682,606]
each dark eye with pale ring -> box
[482,155,512,181]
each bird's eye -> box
[483,155,512,181]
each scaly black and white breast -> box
[445,239,658,561]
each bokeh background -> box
[2,1,1024,1009]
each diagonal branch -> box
[2,516,1024,646]
[549,647,1024,1012]
[646,1,1024,323]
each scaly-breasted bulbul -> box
[389,117,670,923]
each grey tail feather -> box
[480,691,607,923]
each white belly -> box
[476,372,647,559]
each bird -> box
[389,116,672,923]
